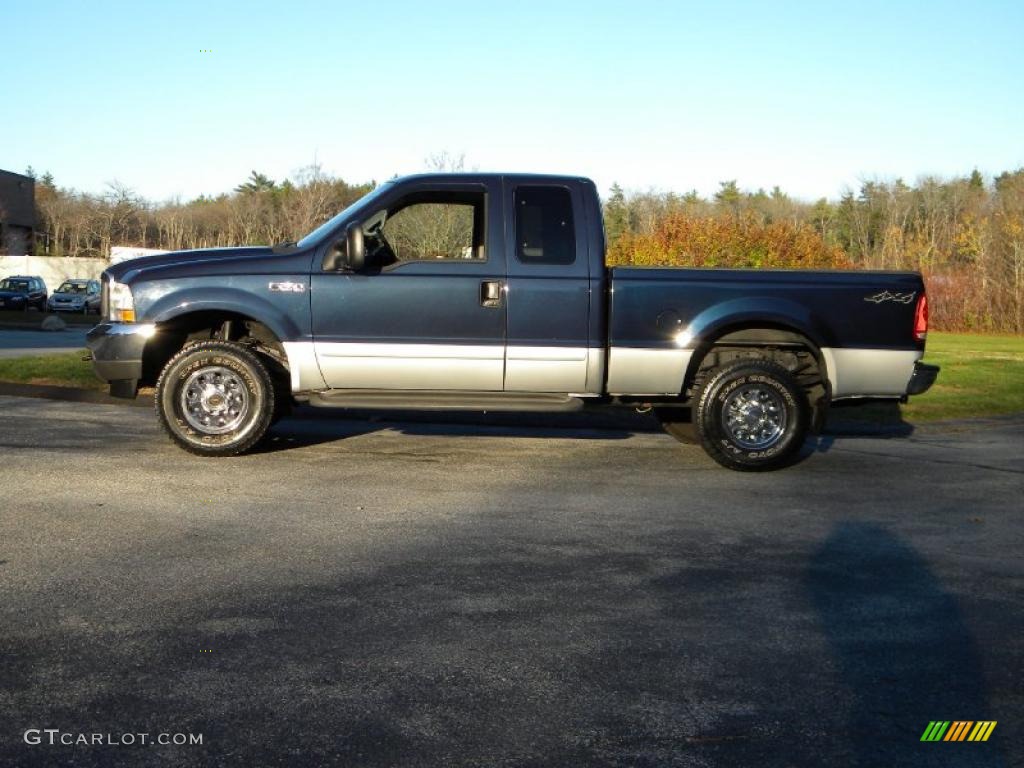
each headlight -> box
[108,282,136,322]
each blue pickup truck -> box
[87,173,938,470]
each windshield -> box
[295,183,393,248]
[57,281,88,294]
[0,279,30,292]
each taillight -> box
[914,293,928,342]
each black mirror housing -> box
[345,224,365,271]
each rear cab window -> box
[514,186,576,266]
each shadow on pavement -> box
[0,520,1011,765]
[805,522,1003,767]
[261,401,922,465]
[253,406,650,453]
[810,400,915,454]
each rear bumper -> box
[906,361,940,396]
[85,322,153,398]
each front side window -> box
[382,202,478,262]
[514,186,575,265]
[349,190,485,270]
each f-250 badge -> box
[864,290,916,304]
[268,281,305,293]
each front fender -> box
[137,284,305,342]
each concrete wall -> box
[0,255,108,290]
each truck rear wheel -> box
[155,340,276,456]
[694,359,809,471]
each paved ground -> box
[0,395,1020,767]
[0,328,88,358]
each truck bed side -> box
[606,267,926,399]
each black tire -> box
[155,340,276,456]
[270,378,293,425]
[694,359,809,471]
[654,407,697,444]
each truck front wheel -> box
[694,359,809,471]
[155,340,276,456]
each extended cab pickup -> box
[87,173,938,470]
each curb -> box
[0,382,153,408]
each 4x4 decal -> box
[864,290,916,304]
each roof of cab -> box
[390,172,595,186]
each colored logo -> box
[920,721,997,742]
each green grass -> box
[0,332,1020,423]
[903,332,1024,421]
[0,350,104,390]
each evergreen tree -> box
[235,171,277,194]
[604,183,630,245]
[714,180,742,215]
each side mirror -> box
[345,223,365,271]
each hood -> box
[106,246,279,284]
[0,288,29,298]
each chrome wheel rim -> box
[721,385,787,450]
[180,366,250,435]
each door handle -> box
[480,280,503,308]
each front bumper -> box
[906,361,940,396]
[85,322,154,398]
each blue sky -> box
[3,0,1022,203]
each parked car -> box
[48,279,102,314]
[87,173,938,470]
[0,275,47,311]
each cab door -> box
[502,180,594,392]
[310,181,507,390]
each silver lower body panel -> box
[605,347,692,396]
[820,347,922,399]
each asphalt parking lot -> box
[0,395,1021,767]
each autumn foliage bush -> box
[606,212,850,270]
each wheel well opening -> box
[684,323,829,417]
[140,311,288,387]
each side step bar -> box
[301,390,589,412]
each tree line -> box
[22,164,1024,334]
[605,170,1023,333]
[28,166,373,258]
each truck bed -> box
[606,267,926,398]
